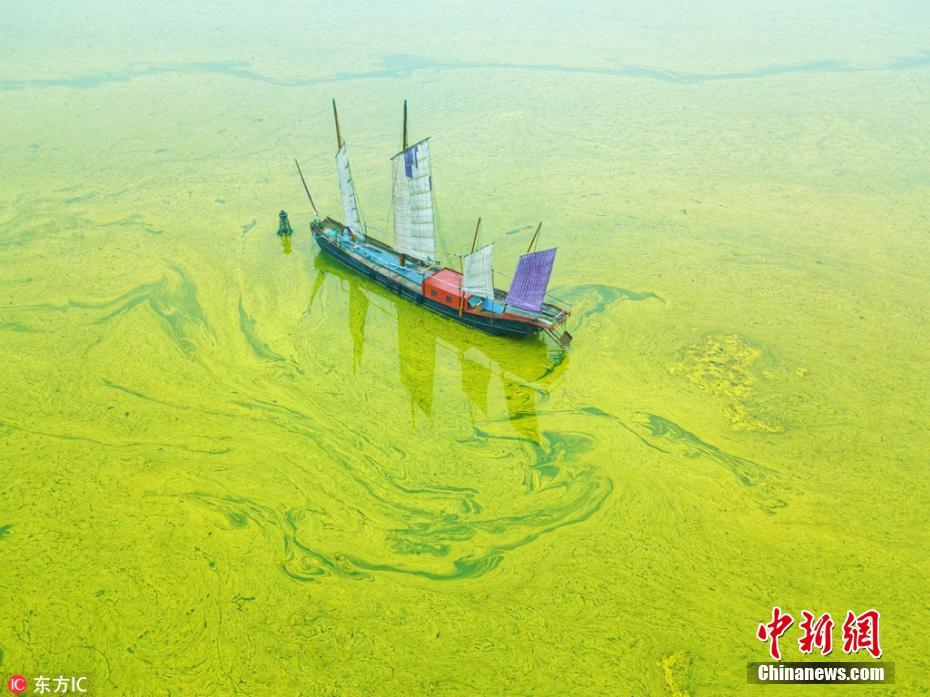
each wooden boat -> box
[294,101,572,345]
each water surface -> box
[1,2,928,694]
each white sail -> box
[463,244,494,298]
[391,155,410,250]
[391,139,436,261]
[336,144,364,238]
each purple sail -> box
[506,248,557,312]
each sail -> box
[335,144,364,238]
[391,139,436,261]
[505,248,557,312]
[462,244,494,298]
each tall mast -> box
[402,99,408,150]
[392,100,437,263]
[333,99,343,150]
[397,99,410,268]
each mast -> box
[391,134,437,262]
[398,99,409,267]
[333,99,343,150]
[459,217,482,317]
[294,159,319,218]
[331,101,363,238]
[402,99,408,150]
[527,222,542,252]
[470,217,481,253]
[462,218,494,301]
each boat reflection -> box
[348,275,369,374]
[311,253,566,440]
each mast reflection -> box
[311,253,565,438]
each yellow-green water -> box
[2,2,929,695]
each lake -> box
[1,2,928,694]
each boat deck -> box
[315,217,569,332]
[320,218,432,286]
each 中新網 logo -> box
[757,607,882,660]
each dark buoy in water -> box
[277,209,293,236]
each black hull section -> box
[314,233,539,339]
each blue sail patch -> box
[404,144,417,178]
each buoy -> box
[277,210,293,236]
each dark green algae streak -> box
[0,183,893,695]
[1,231,709,586]
[3,50,930,92]
[181,273,671,583]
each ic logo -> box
[7,675,27,695]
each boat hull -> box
[313,231,539,338]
